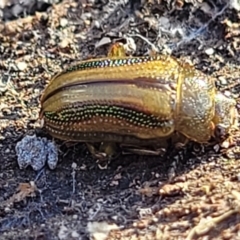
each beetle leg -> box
[120,144,166,156]
[107,43,126,57]
[85,142,120,161]
[172,133,189,149]
[174,138,189,149]
[122,148,166,156]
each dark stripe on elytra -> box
[44,103,171,127]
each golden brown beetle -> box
[40,44,238,158]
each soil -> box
[0,0,240,239]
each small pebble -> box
[218,76,228,85]
[17,61,28,71]
[0,0,8,9]
[71,231,80,238]
[205,48,214,55]
[59,38,71,48]
[229,0,240,11]
[60,18,68,27]
[158,16,170,28]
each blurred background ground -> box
[0,0,240,239]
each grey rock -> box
[15,134,58,171]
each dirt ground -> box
[0,0,240,239]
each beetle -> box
[40,43,238,159]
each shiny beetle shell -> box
[40,54,238,145]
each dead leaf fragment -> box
[7,181,37,204]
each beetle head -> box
[212,92,238,140]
